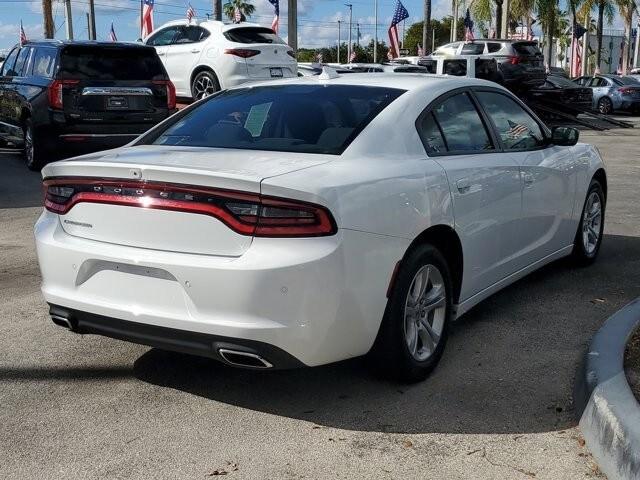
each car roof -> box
[152,19,267,33]
[15,40,153,50]
[243,71,501,96]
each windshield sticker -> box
[244,102,272,137]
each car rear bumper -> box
[35,210,408,367]
[618,99,640,111]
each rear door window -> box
[173,26,210,44]
[512,42,541,55]
[59,46,166,80]
[224,27,285,44]
[13,47,32,76]
[487,42,502,53]
[431,93,494,152]
[461,43,485,55]
[31,47,57,78]
[0,47,19,76]
[148,84,404,155]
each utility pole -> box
[451,2,458,42]
[86,12,91,39]
[501,0,510,41]
[214,0,222,21]
[345,4,353,62]
[288,0,298,51]
[634,17,640,68]
[42,0,54,38]
[356,23,360,47]
[337,20,341,63]
[374,0,378,63]
[581,11,590,75]
[423,0,431,54]
[64,0,74,40]
[88,0,96,39]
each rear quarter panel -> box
[571,142,606,218]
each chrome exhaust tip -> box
[218,348,273,369]
[51,314,74,331]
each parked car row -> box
[573,74,640,114]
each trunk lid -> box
[43,146,331,257]
[512,41,545,67]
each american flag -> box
[417,43,423,56]
[463,8,474,42]
[316,52,323,63]
[19,20,27,45]
[267,0,279,33]
[186,3,195,23]
[349,49,356,62]
[234,6,242,23]
[141,0,154,38]
[108,22,117,42]
[387,0,409,59]
[571,23,586,77]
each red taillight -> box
[153,80,176,110]
[618,87,636,94]
[43,178,336,238]
[224,48,260,58]
[508,55,522,65]
[47,79,79,109]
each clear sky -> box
[0,0,628,52]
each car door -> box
[0,46,20,133]
[473,89,578,268]
[0,46,31,143]
[145,26,180,86]
[589,77,609,107]
[416,90,523,301]
[164,25,207,95]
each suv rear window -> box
[512,42,541,55]
[148,84,404,155]
[59,46,166,80]
[224,27,285,44]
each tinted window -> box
[59,46,165,80]
[224,27,285,44]
[476,91,545,150]
[547,75,579,88]
[13,47,31,76]
[487,42,502,53]
[432,93,494,152]
[0,47,19,76]
[612,76,639,85]
[147,27,179,46]
[461,43,485,55]
[590,77,607,87]
[433,42,460,56]
[418,59,437,73]
[32,47,57,78]
[173,26,210,44]
[573,77,589,86]
[443,59,467,76]
[417,112,446,153]
[148,85,404,155]
[512,42,541,55]
[476,59,499,81]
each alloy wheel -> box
[403,264,447,362]
[598,98,612,114]
[582,191,602,255]
[193,74,216,100]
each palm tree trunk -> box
[595,2,604,73]
[423,0,432,54]
[495,0,503,38]
[546,11,554,70]
[623,13,632,74]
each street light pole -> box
[338,20,341,63]
[374,0,378,62]
[64,0,74,39]
[345,3,353,62]
[288,0,298,51]
[634,17,640,68]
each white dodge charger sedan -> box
[35,72,606,382]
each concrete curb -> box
[574,297,640,480]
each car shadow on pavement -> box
[133,234,640,435]
[0,150,43,209]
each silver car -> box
[573,74,640,114]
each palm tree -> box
[617,0,638,73]
[223,0,256,21]
[578,0,616,72]
[536,0,560,69]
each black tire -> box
[191,70,220,100]
[597,97,613,115]
[572,179,605,265]
[23,118,45,171]
[370,244,453,383]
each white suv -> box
[144,20,297,99]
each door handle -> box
[523,172,534,186]
[190,49,201,54]
[456,178,471,193]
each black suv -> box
[0,41,176,170]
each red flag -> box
[387,0,409,59]
[141,0,154,38]
[186,4,196,23]
[19,20,27,45]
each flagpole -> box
[140,0,143,38]
[374,0,378,63]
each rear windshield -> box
[612,76,640,85]
[59,46,166,80]
[224,27,285,44]
[148,84,404,155]
[512,42,541,55]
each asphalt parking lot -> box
[1,119,639,479]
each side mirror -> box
[551,126,579,146]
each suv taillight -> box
[153,80,176,110]
[47,79,79,109]
[508,55,522,65]
[224,48,260,58]
[43,178,337,238]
